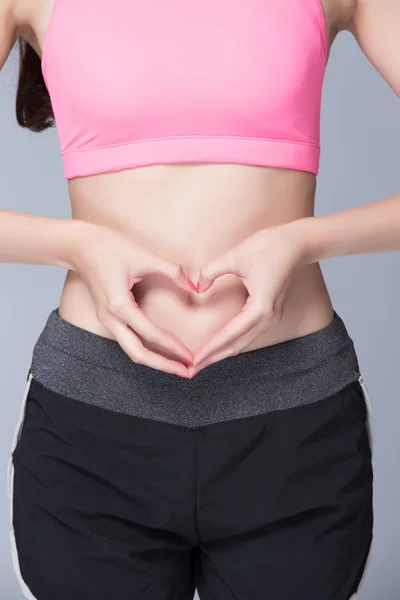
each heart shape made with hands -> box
[149,222,302,376]
[183,258,261,376]
[125,259,252,379]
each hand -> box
[188,221,309,377]
[71,223,194,377]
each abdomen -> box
[59,163,333,355]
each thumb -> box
[197,251,240,294]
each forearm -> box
[293,193,400,264]
[0,209,91,270]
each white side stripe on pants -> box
[351,374,375,598]
[6,371,38,600]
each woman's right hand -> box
[70,222,194,377]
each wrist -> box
[59,219,99,271]
[285,216,324,267]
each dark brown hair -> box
[15,38,54,132]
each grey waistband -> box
[29,307,361,427]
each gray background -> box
[1,29,399,599]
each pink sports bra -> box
[41,0,328,180]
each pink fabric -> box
[41,0,327,180]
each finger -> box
[108,295,193,363]
[189,347,233,377]
[192,296,263,366]
[197,251,242,294]
[112,318,190,377]
[189,322,264,377]
[157,327,194,365]
[135,257,193,293]
[125,306,193,363]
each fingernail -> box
[176,372,189,378]
[196,279,202,292]
[185,277,197,291]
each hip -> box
[27,304,363,428]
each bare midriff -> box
[58,163,334,359]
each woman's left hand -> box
[188,219,311,377]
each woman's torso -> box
[21,0,351,356]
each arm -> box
[0,2,90,272]
[0,0,16,68]
[0,3,80,271]
[0,209,89,269]
[295,194,400,264]
[294,0,400,264]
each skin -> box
[1,0,400,379]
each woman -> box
[2,0,396,598]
